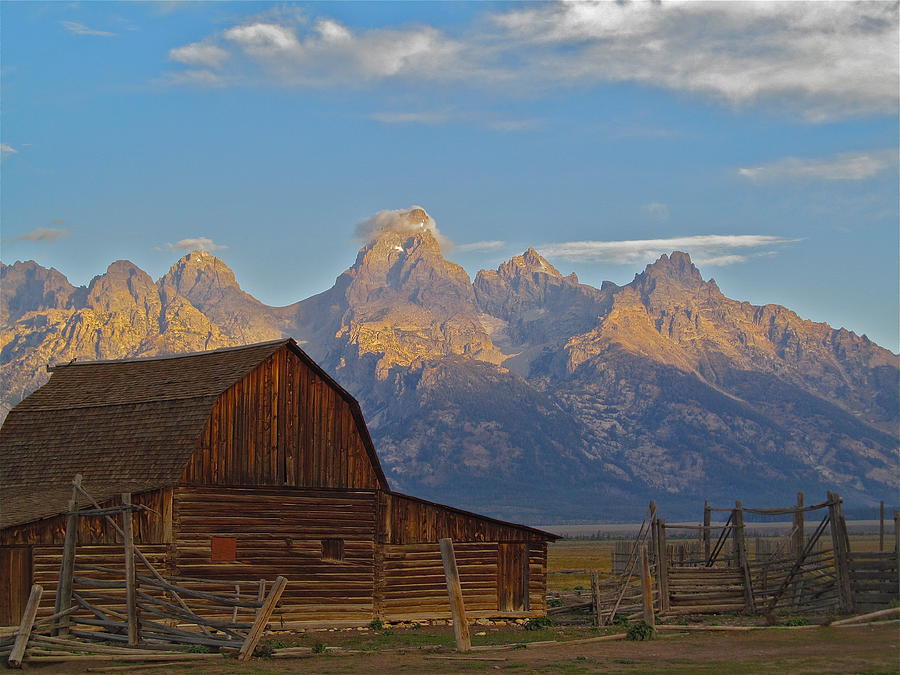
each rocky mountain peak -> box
[501,248,564,279]
[0,260,82,322]
[160,250,239,298]
[641,251,703,283]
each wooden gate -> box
[665,567,746,615]
[849,552,899,612]
[0,547,32,626]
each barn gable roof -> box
[0,339,387,528]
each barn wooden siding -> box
[383,492,550,545]
[182,349,381,490]
[382,542,547,621]
[172,486,377,624]
[7,545,171,625]
[0,490,172,547]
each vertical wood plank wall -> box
[172,486,377,624]
[0,490,173,546]
[181,348,380,490]
[0,548,31,625]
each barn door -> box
[497,543,529,612]
[0,547,32,626]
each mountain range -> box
[2,207,897,522]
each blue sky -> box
[2,1,898,350]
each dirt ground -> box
[9,622,898,675]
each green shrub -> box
[523,616,554,631]
[612,615,630,626]
[547,597,564,608]
[369,619,384,631]
[783,617,808,626]
[626,620,655,641]
[312,643,328,654]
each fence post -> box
[590,570,602,627]
[703,501,711,562]
[827,492,853,613]
[879,501,885,552]
[648,501,657,566]
[440,538,471,652]
[655,519,669,613]
[792,492,804,560]
[733,501,755,613]
[640,545,655,626]
[8,584,43,668]
[54,474,81,636]
[238,576,287,661]
[121,493,139,645]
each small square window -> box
[211,537,237,562]
[322,538,344,562]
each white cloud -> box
[61,21,116,37]
[738,150,897,182]
[491,1,898,120]
[540,235,799,265]
[162,2,898,120]
[369,111,453,126]
[641,202,669,221]
[16,227,68,242]
[455,240,507,253]
[354,206,444,243]
[169,42,229,68]
[158,69,225,88]
[0,143,18,158]
[163,237,227,252]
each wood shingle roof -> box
[1,340,288,528]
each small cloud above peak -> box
[354,206,442,242]
[162,237,227,252]
[15,227,68,242]
[61,21,116,37]
[1,143,19,159]
[541,235,800,267]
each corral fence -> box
[580,493,898,625]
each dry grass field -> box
[546,534,890,592]
[18,623,898,674]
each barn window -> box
[322,538,344,562]
[211,537,237,562]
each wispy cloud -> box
[0,143,18,159]
[16,227,68,242]
[540,235,799,266]
[641,202,669,221]
[369,111,453,126]
[738,150,897,182]
[163,237,227,252]
[455,240,507,253]
[61,21,116,37]
[169,42,229,68]
[162,2,898,120]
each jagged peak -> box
[496,248,564,279]
[162,250,238,285]
[639,251,703,284]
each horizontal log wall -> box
[31,544,170,622]
[182,348,380,490]
[384,492,550,545]
[382,542,546,621]
[0,489,172,546]
[173,486,377,623]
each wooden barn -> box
[0,338,557,627]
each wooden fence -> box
[589,494,898,622]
